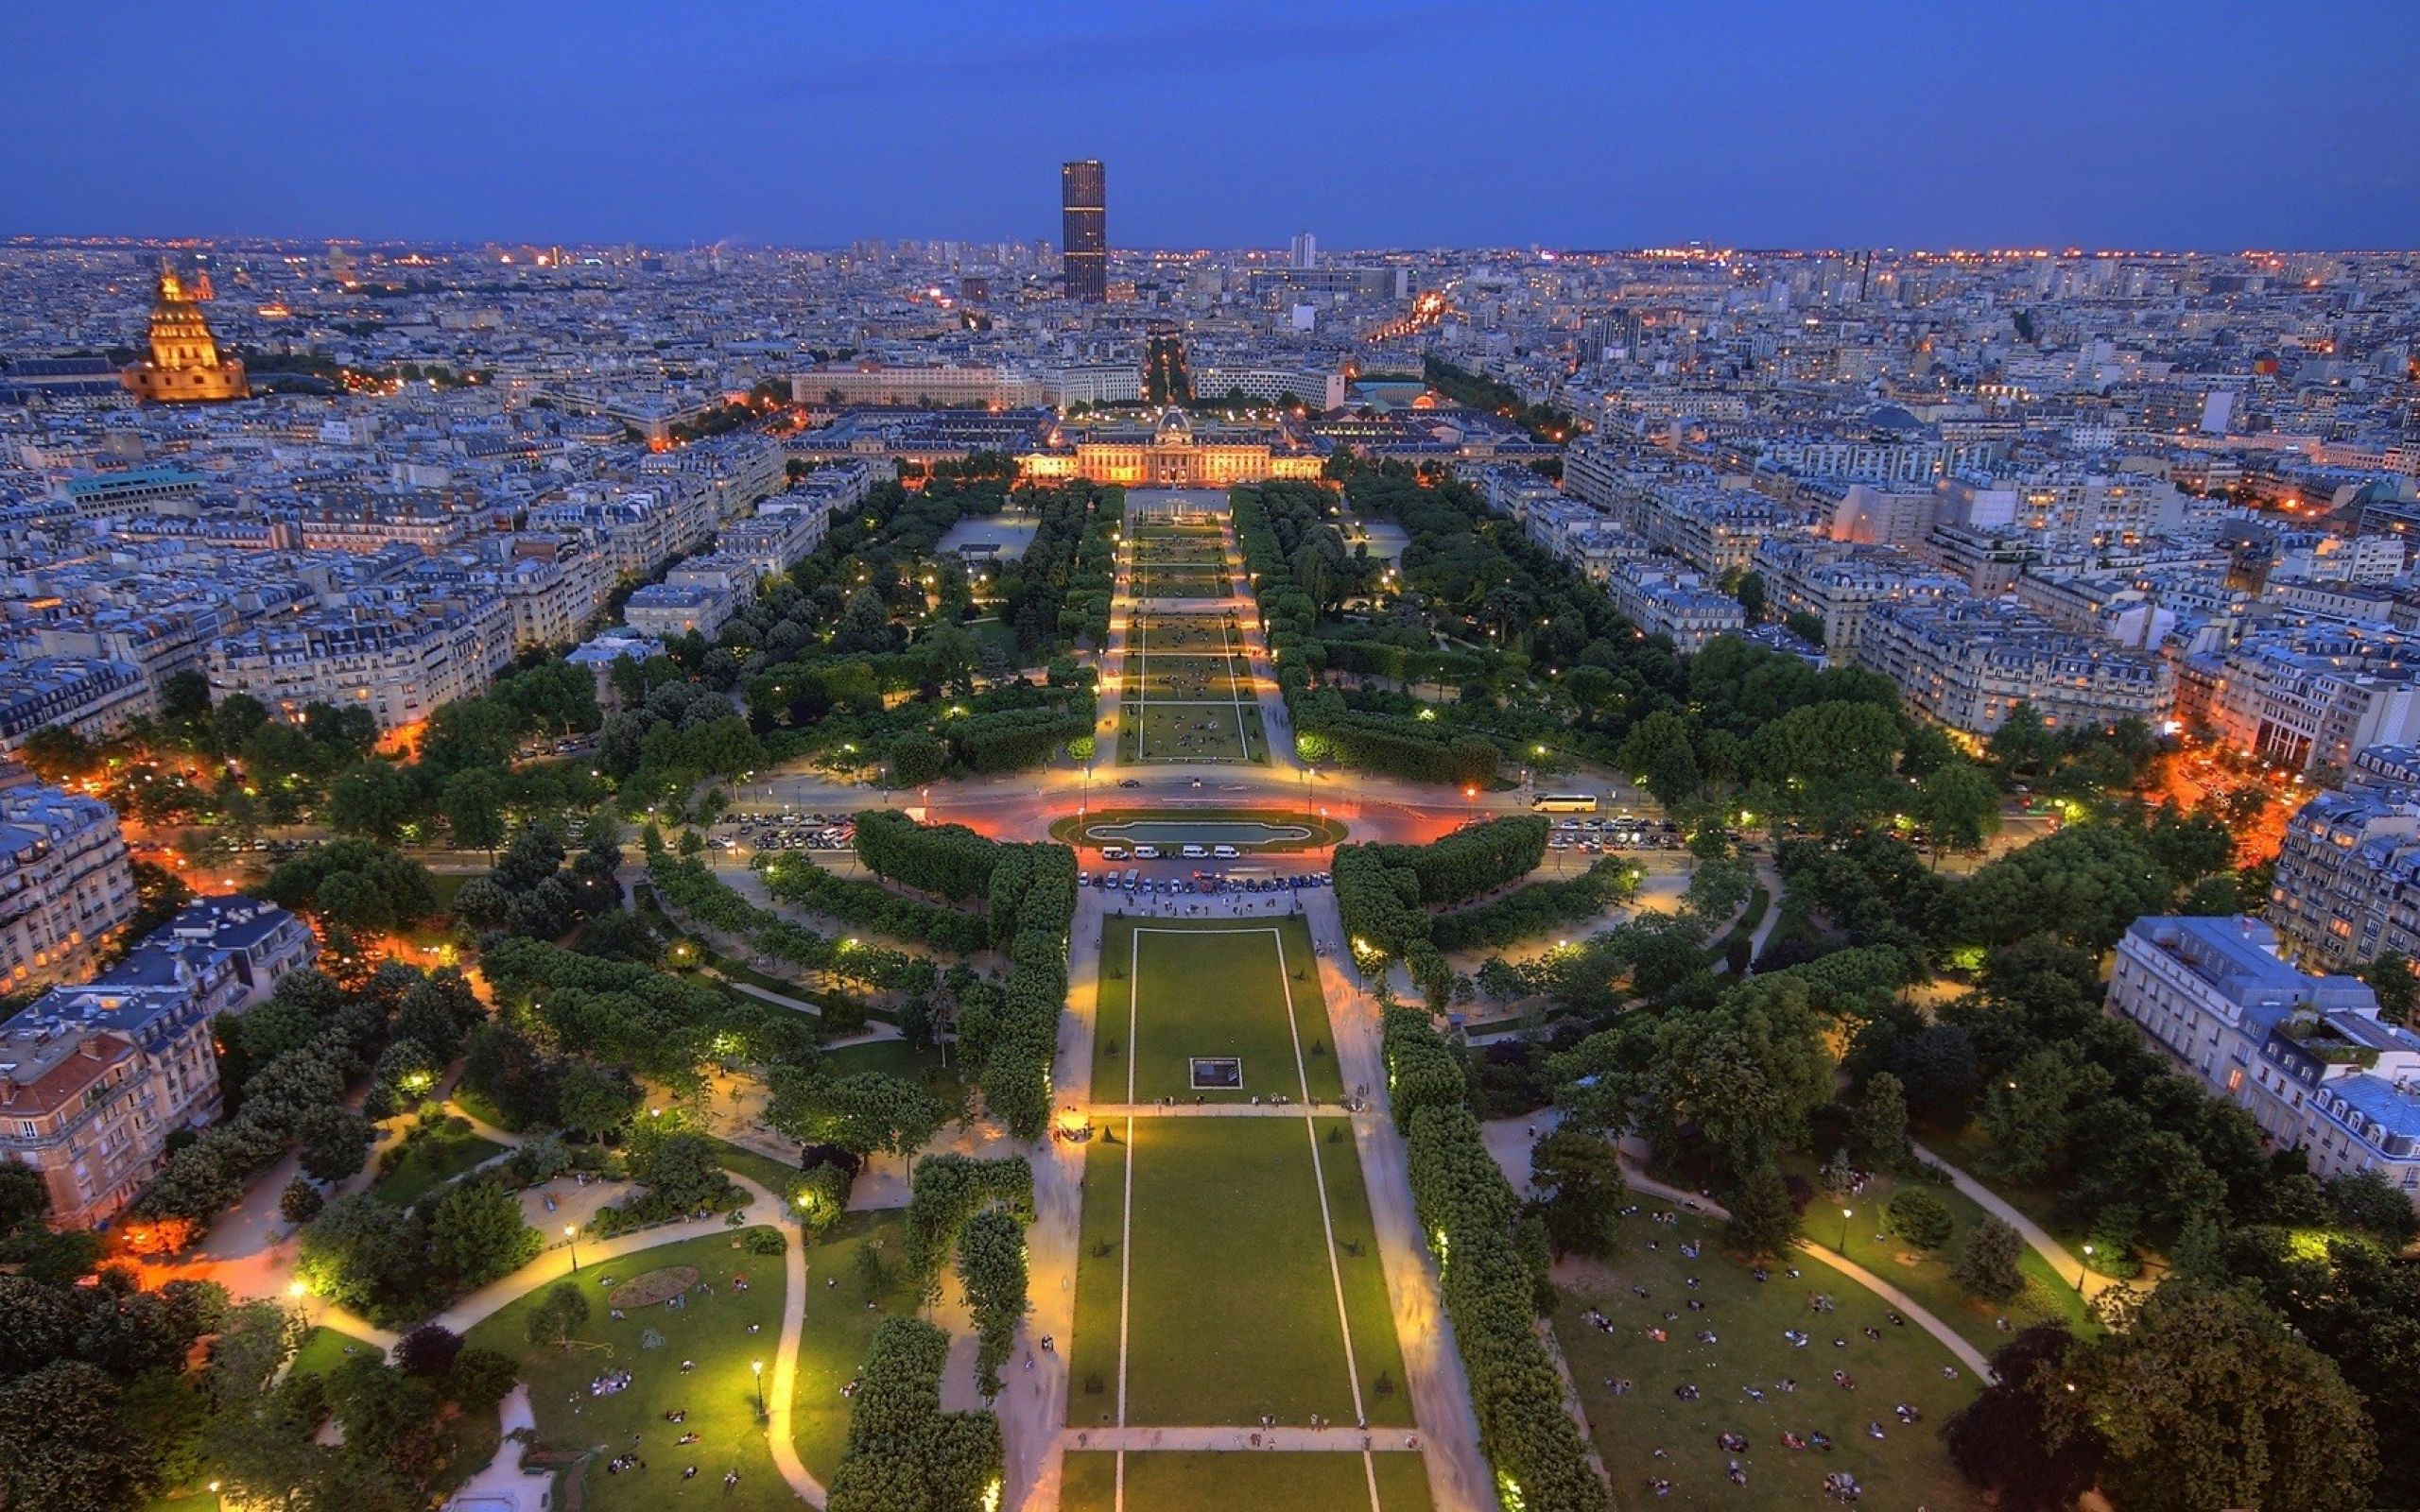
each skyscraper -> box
[1061,159,1106,303]
[1289,231,1318,269]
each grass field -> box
[787,1210,915,1483]
[1123,701,1268,763]
[1061,1449,1434,1511]
[1778,1159,2096,1352]
[1132,654,1252,701]
[290,1322,385,1377]
[463,1228,801,1512]
[1131,562,1233,600]
[823,1035,966,1106]
[1557,1210,1982,1509]
[372,1115,507,1209]
[1068,1117,1410,1429]
[1094,917,1343,1104]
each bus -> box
[1531,792,1601,814]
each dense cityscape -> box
[6,9,2420,1512]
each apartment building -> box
[1752,538,1962,655]
[205,595,515,730]
[0,783,136,996]
[2190,628,2420,774]
[2268,788,2420,971]
[1608,558,1746,653]
[1639,484,1810,576]
[2110,916,2420,1198]
[1856,593,2174,735]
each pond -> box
[1080,819,1312,847]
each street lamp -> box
[2076,1243,2095,1294]
[1838,1207,1853,1253]
[564,1224,579,1273]
[752,1358,766,1415]
[209,1481,222,1512]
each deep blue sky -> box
[8,0,2417,249]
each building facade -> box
[0,783,137,997]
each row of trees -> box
[1430,859,1639,954]
[644,851,935,995]
[825,1317,1004,1512]
[900,1156,1035,1397]
[755,851,991,954]
[1382,1007,1605,1512]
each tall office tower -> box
[1061,159,1107,302]
[1289,231,1318,268]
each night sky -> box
[8,0,2417,249]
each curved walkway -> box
[1613,1160,1994,1379]
[424,1172,825,1506]
[1910,1137,2126,1301]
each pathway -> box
[1071,1426,1427,1452]
[1300,887,1496,1512]
[1910,1136,2126,1300]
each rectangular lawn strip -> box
[1121,1118,1368,1426]
[1312,1117,1416,1428]
[1131,701,1266,764]
[1557,1209,1982,1510]
[1066,1128,1130,1429]
[461,1229,798,1512]
[1133,655,1251,701]
[1784,1160,2096,1351]
[788,1210,916,1484]
[1094,917,1344,1105]
[1059,1449,1433,1511]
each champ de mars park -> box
[22,473,2405,1512]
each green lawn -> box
[1062,1448,1433,1511]
[823,1035,965,1106]
[1094,917,1342,1104]
[463,1228,799,1512]
[711,1140,805,1202]
[1069,1117,1409,1429]
[372,1117,507,1209]
[1132,654,1252,701]
[1131,565,1233,600]
[1126,700,1268,764]
[290,1322,385,1378]
[1558,1210,1982,1510]
[1781,1160,2096,1353]
[788,1210,915,1484]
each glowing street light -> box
[564,1224,580,1273]
[1837,1207,1854,1253]
[2076,1243,2095,1294]
[752,1358,766,1414]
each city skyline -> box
[5,1,2418,249]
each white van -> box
[1212,844,1241,859]
[1181,844,1209,859]
[1134,845,1163,860]
[1099,845,1130,861]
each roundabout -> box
[1049,809,1350,851]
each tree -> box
[18,725,101,785]
[2327,1166,2420,1246]
[1724,1161,1799,1258]
[766,1070,944,1170]
[1734,570,1766,623]
[956,1207,1028,1399]
[1528,1127,1625,1258]
[0,1360,155,1512]
[426,1178,541,1289]
[1883,1188,1953,1251]
[2357,949,2420,1024]
[1950,1214,2024,1301]
[296,1194,424,1318]
[326,762,422,845]
[441,768,508,856]
[1916,761,2003,859]
[524,1280,590,1349]
[294,1104,374,1183]
[1849,1072,1911,1168]
[623,1129,732,1212]
[1944,1324,2103,1512]
[391,1323,464,1378]
[279,1176,325,1225]
[554,1061,640,1138]
[2053,1281,2378,1512]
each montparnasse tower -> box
[121,263,249,402]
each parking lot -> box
[1544,815,1685,855]
[712,812,856,852]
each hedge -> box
[855,815,1075,1140]
[755,853,990,954]
[1430,859,1637,954]
[826,1315,1003,1512]
[1337,816,1551,961]
[1395,1013,1608,1511]
[645,852,931,994]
